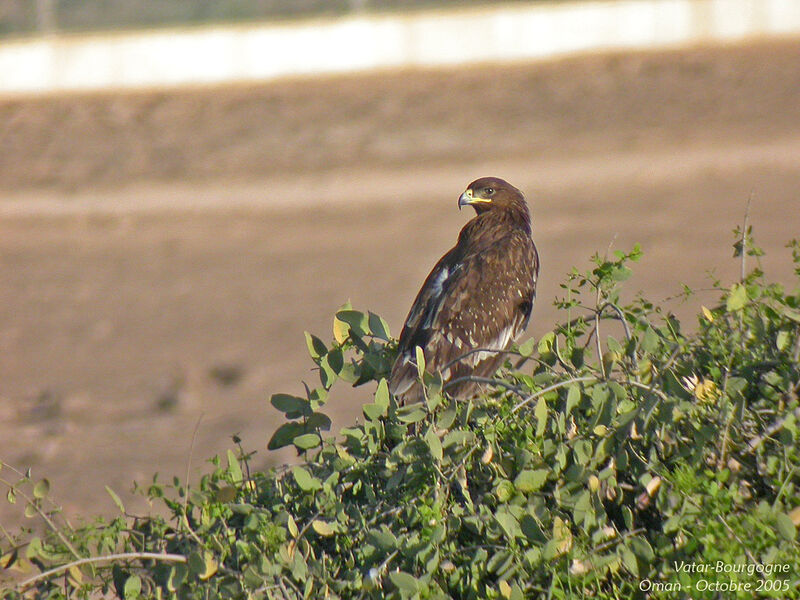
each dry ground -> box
[1,38,799,527]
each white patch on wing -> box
[462,325,515,367]
[430,267,449,297]
[423,266,456,330]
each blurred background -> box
[1,0,799,524]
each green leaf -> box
[641,326,659,353]
[389,571,420,594]
[776,512,797,540]
[167,564,187,592]
[509,583,525,600]
[338,361,359,383]
[518,337,536,357]
[437,405,457,430]
[188,551,206,576]
[514,469,548,493]
[293,433,321,450]
[286,514,299,537]
[541,540,562,560]
[336,310,369,337]
[368,311,391,340]
[606,335,623,354]
[311,520,335,537]
[495,480,514,502]
[520,514,546,542]
[321,349,344,381]
[307,412,331,431]
[778,304,800,323]
[426,390,443,412]
[726,283,748,311]
[573,490,595,528]
[495,511,522,539]
[271,393,311,418]
[622,506,633,530]
[213,486,235,503]
[333,309,350,344]
[629,536,654,562]
[487,550,513,575]
[268,422,305,450]
[367,528,397,551]
[227,450,242,483]
[415,346,426,378]
[443,430,475,448]
[374,379,390,415]
[199,553,218,580]
[293,466,322,492]
[620,546,638,576]
[32,479,50,500]
[538,331,555,354]
[124,575,141,600]
[611,265,632,281]
[304,332,327,359]
[425,428,443,462]
[397,405,427,424]
[565,384,581,417]
[535,396,548,437]
[363,402,384,422]
[319,357,337,388]
[776,330,791,351]
[25,536,41,560]
[105,486,126,514]
[573,440,592,465]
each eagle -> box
[389,177,539,403]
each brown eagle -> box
[389,177,539,403]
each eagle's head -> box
[458,177,526,215]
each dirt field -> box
[1,38,799,527]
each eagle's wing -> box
[389,233,538,400]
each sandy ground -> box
[1,38,799,529]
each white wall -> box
[1,0,799,95]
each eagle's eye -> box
[484,187,495,196]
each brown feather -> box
[389,177,539,403]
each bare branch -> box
[747,405,800,454]
[598,302,632,343]
[595,291,606,379]
[19,552,188,590]
[623,379,670,402]
[181,413,205,547]
[441,347,519,373]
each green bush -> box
[2,232,799,599]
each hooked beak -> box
[458,188,492,210]
[458,190,472,210]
